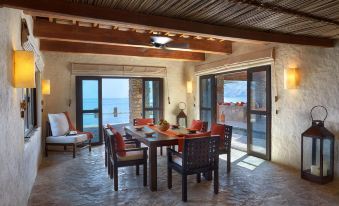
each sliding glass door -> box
[76,77,102,145]
[143,78,164,123]
[199,75,216,129]
[247,66,271,160]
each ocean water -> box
[83,98,130,127]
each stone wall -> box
[186,42,339,178]
[43,52,187,127]
[129,78,143,122]
[0,8,42,206]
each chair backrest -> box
[103,127,118,162]
[223,125,233,152]
[201,121,208,132]
[133,118,155,126]
[182,135,219,172]
[46,121,52,137]
[103,126,110,151]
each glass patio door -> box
[76,77,102,145]
[102,78,130,128]
[143,78,164,123]
[247,65,271,160]
[199,75,216,130]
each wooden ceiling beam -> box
[33,19,232,54]
[39,40,205,61]
[1,0,335,47]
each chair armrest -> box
[123,147,148,152]
[167,148,182,158]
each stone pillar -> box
[216,75,224,104]
[129,78,143,123]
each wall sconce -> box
[284,67,300,89]
[187,81,193,94]
[13,51,36,88]
[42,79,51,95]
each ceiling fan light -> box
[151,36,173,45]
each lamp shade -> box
[13,51,35,88]
[187,81,193,93]
[42,79,51,95]
[284,67,300,89]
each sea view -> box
[83,98,130,127]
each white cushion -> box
[172,154,182,166]
[117,151,144,161]
[48,113,69,136]
[46,134,87,144]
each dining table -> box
[124,125,189,191]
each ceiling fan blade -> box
[166,42,190,49]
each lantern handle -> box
[310,105,328,122]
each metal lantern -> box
[301,106,335,184]
[176,102,187,127]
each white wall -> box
[42,52,187,127]
[186,41,339,177]
[0,8,42,206]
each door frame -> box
[247,65,272,160]
[76,76,103,145]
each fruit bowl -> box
[158,119,170,131]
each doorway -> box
[200,65,272,160]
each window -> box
[24,83,37,137]
[143,78,164,123]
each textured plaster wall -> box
[186,42,339,177]
[0,8,42,206]
[42,52,187,128]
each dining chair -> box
[103,126,141,177]
[104,128,148,191]
[189,119,208,132]
[167,135,220,202]
[211,124,233,173]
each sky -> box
[83,79,129,99]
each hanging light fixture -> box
[13,51,35,88]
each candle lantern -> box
[176,102,187,127]
[301,106,334,184]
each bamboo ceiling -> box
[67,0,339,39]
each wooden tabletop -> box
[124,125,188,147]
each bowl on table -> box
[134,126,144,131]
[147,123,154,126]
[145,131,155,137]
[186,128,198,134]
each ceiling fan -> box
[150,36,189,50]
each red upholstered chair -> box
[189,120,208,132]
[211,123,233,173]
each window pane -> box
[82,80,99,110]
[250,114,266,155]
[83,113,99,143]
[250,71,266,111]
[145,110,160,123]
[201,78,212,108]
[144,81,153,108]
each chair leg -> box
[73,144,76,158]
[167,167,172,189]
[214,169,219,194]
[64,145,67,151]
[89,139,92,152]
[136,165,140,175]
[45,144,48,157]
[160,146,163,156]
[143,162,147,187]
[196,173,201,183]
[109,162,113,179]
[182,174,187,202]
[113,166,118,191]
[227,153,231,173]
[105,151,107,167]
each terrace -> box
[1,0,339,205]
